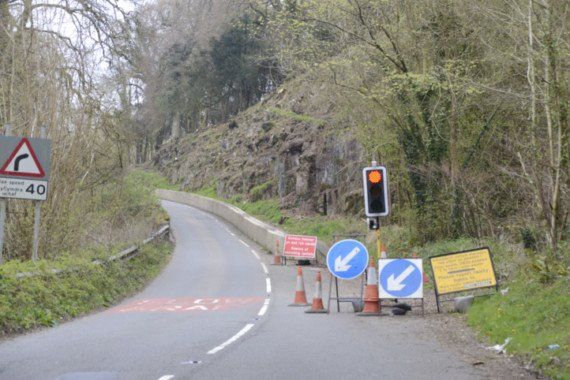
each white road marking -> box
[158,375,174,380]
[258,298,270,317]
[207,323,255,355]
[266,278,272,293]
[229,232,236,237]
[260,263,269,274]
[251,249,261,260]
[238,239,250,248]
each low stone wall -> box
[156,189,328,263]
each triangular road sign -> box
[0,138,45,178]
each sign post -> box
[32,126,47,261]
[0,124,12,264]
[0,196,5,264]
[0,127,51,262]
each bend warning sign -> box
[430,247,497,295]
[0,136,51,201]
[0,138,45,177]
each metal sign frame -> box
[429,247,499,313]
[362,165,390,217]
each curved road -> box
[0,200,526,379]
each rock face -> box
[154,92,367,216]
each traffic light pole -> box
[376,226,382,259]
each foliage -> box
[194,184,218,199]
[268,107,326,127]
[126,170,180,192]
[468,275,570,379]
[249,180,275,202]
[0,242,172,336]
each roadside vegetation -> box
[0,170,174,336]
[0,242,171,336]
[469,275,569,379]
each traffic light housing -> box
[363,166,390,217]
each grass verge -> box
[0,241,172,336]
[468,275,569,379]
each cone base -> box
[356,311,382,316]
[288,303,310,307]
[305,309,328,314]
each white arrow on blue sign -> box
[326,239,369,280]
[379,259,423,299]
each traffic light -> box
[362,165,390,217]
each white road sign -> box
[0,178,48,201]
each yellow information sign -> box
[430,247,497,295]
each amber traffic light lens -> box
[368,170,382,184]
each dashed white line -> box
[260,263,268,275]
[251,249,261,260]
[207,323,255,355]
[266,278,272,294]
[258,298,270,317]
[229,232,236,237]
[238,239,250,248]
[158,375,174,380]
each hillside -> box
[154,77,367,217]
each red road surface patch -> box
[108,297,264,314]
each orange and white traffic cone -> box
[380,243,388,259]
[306,270,327,314]
[272,239,282,266]
[357,257,381,316]
[289,266,310,307]
[412,252,429,284]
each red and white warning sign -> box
[283,234,318,259]
[0,136,51,201]
[0,138,45,178]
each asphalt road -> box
[0,200,501,379]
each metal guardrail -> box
[12,224,170,280]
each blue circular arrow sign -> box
[326,239,369,280]
[379,259,423,298]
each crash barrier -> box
[156,189,329,264]
[13,224,170,279]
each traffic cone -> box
[412,252,429,284]
[272,239,282,266]
[306,270,327,314]
[357,257,381,316]
[289,266,310,306]
[380,243,388,259]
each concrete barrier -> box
[157,189,329,264]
